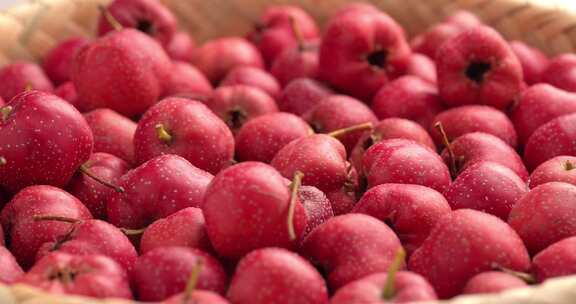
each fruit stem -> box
[327,122,373,138]
[120,227,147,236]
[79,164,125,193]
[491,263,535,284]
[287,171,304,241]
[289,16,305,51]
[1,106,13,122]
[182,259,203,302]
[0,157,6,166]
[34,215,80,223]
[24,83,33,91]
[155,123,173,143]
[382,247,406,300]
[434,122,457,177]
[98,4,123,31]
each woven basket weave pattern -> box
[1,0,576,303]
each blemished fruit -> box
[436,26,524,110]
[0,90,93,193]
[300,214,403,290]
[98,0,177,46]
[529,156,576,188]
[140,207,212,254]
[462,271,527,294]
[107,154,213,229]
[72,29,172,117]
[227,248,329,304]
[0,62,54,101]
[353,183,451,254]
[132,246,227,301]
[17,252,132,299]
[0,185,92,269]
[409,209,530,299]
[508,182,576,254]
[372,76,443,128]
[133,97,234,174]
[203,162,306,259]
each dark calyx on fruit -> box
[228,109,247,130]
[564,160,576,171]
[466,61,491,83]
[137,19,154,34]
[367,49,388,69]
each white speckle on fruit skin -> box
[0,90,93,193]
[227,248,328,304]
[524,113,576,170]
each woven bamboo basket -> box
[1,0,576,303]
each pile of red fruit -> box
[2,0,576,303]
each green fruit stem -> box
[98,4,123,31]
[155,123,173,143]
[183,259,204,302]
[382,248,406,300]
[287,171,304,241]
[327,122,373,138]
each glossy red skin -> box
[511,84,576,144]
[54,81,79,109]
[524,113,576,170]
[227,248,328,304]
[443,162,526,220]
[248,5,319,65]
[36,219,137,272]
[140,207,212,254]
[372,76,443,128]
[271,43,319,87]
[193,37,264,84]
[304,95,378,152]
[0,185,92,269]
[299,185,334,236]
[271,134,348,193]
[0,62,54,101]
[205,85,278,133]
[67,153,129,219]
[42,37,90,85]
[0,91,93,193]
[319,9,411,101]
[409,209,530,299]
[436,26,524,110]
[353,184,451,255]
[84,109,137,164]
[462,271,527,294]
[72,29,172,117]
[277,78,332,115]
[508,182,576,254]
[362,139,451,192]
[202,162,306,259]
[107,154,213,229]
[411,23,461,59]
[351,118,435,174]
[510,41,549,85]
[430,105,518,148]
[221,66,280,99]
[542,54,576,92]
[166,31,195,62]
[440,132,528,181]
[133,246,227,301]
[97,0,177,46]
[18,253,131,299]
[529,156,576,188]
[235,112,311,163]
[331,271,437,304]
[0,247,23,284]
[406,53,437,84]
[134,98,233,173]
[162,290,230,304]
[533,236,576,282]
[326,188,356,216]
[300,214,403,290]
[162,61,213,98]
